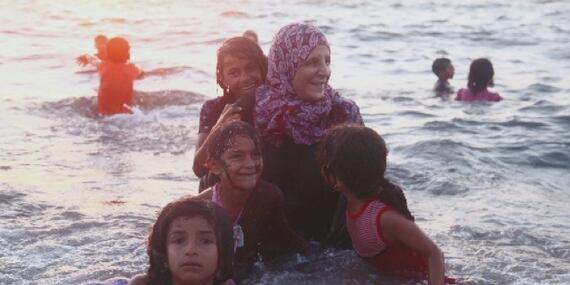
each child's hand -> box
[76,54,90,66]
[212,104,241,132]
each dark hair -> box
[318,124,414,221]
[206,121,261,163]
[146,198,234,285]
[216,37,267,99]
[432,58,451,76]
[242,30,259,43]
[106,37,130,63]
[468,58,494,93]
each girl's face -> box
[212,135,262,192]
[220,55,263,99]
[167,216,218,285]
[292,45,331,102]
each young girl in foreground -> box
[456,58,502,102]
[318,125,455,285]
[197,121,306,280]
[129,198,234,285]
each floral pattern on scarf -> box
[255,23,362,146]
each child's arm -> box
[381,211,445,285]
[76,54,100,67]
[192,104,241,177]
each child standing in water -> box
[129,198,234,285]
[76,34,108,67]
[97,37,143,115]
[432,58,455,95]
[193,37,267,190]
[456,58,502,102]
[318,125,455,285]
[197,121,306,281]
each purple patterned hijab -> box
[254,23,362,146]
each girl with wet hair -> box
[456,58,502,102]
[193,37,268,191]
[197,121,306,281]
[318,124,455,285]
[129,198,234,285]
[254,22,362,246]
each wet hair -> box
[468,58,495,93]
[146,197,234,285]
[206,121,261,164]
[106,37,130,63]
[216,37,267,99]
[242,30,258,43]
[318,124,414,221]
[432,58,451,76]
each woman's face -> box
[292,45,331,102]
[220,55,263,99]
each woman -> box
[193,37,267,190]
[254,23,363,245]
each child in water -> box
[97,37,143,115]
[129,197,234,285]
[76,34,108,67]
[456,58,502,102]
[432,57,455,95]
[197,121,306,281]
[318,125,455,285]
[193,37,267,190]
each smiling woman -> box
[254,22,363,246]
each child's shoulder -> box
[254,180,284,200]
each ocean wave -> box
[526,83,562,93]
[39,90,204,119]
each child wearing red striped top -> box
[318,125,455,285]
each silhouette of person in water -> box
[97,37,143,115]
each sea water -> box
[1,0,569,284]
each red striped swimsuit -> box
[346,198,456,283]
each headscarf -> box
[254,23,362,146]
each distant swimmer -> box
[76,34,108,67]
[456,58,502,102]
[432,57,454,96]
[97,37,144,115]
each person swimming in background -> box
[197,121,306,281]
[129,197,235,285]
[193,37,267,191]
[456,58,502,102]
[97,37,144,115]
[318,125,456,285]
[432,57,454,96]
[76,34,108,67]
[242,30,258,45]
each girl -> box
[193,37,267,190]
[318,125,455,285]
[129,198,234,285]
[254,23,362,246]
[456,58,502,102]
[197,121,306,281]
